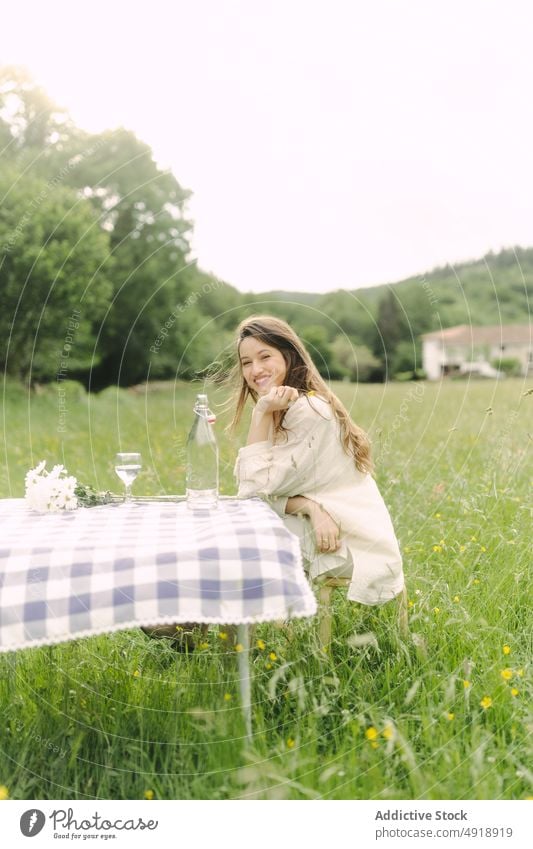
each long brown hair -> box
[227,315,373,474]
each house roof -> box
[421,324,532,345]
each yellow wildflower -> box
[198,642,209,650]
[223,693,232,702]
[269,651,277,661]
[500,669,513,681]
[365,726,378,741]
[453,595,460,603]
[234,643,244,653]
[408,600,414,608]
[463,680,471,689]
[133,670,141,678]
[218,631,228,640]
[433,545,442,553]
[502,645,511,655]
[382,724,394,740]
[480,545,487,552]
[480,695,493,710]
[433,607,440,614]
[459,545,466,552]
[517,668,524,677]
[370,741,379,750]
[511,688,519,697]
[256,639,266,650]
[446,712,455,721]
[0,786,9,800]
[265,662,272,670]
[434,513,441,519]
[144,790,154,800]
[470,536,477,542]
[287,738,295,749]
[473,578,480,585]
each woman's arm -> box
[285,495,313,516]
[235,390,333,502]
[246,407,273,445]
[245,385,299,445]
[286,495,341,553]
[237,390,341,554]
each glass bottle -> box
[186,393,219,509]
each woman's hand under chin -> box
[255,385,299,414]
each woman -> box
[231,315,404,605]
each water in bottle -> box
[186,394,219,509]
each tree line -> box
[1,67,531,388]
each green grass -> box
[0,377,531,799]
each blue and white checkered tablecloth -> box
[0,497,317,652]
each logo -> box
[20,809,46,837]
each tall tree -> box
[0,67,203,386]
[371,290,407,376]
[57,127,196,385]
[0,167,112,382]
[299,325,335,377]
[330,337,381,382]
[0,65,73,154]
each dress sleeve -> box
[234,396,333,500]
[262,494,289,518]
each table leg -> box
[236,623,252,742]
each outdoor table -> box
[0,496,317,738]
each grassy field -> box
[0,377,531,800]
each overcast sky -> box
[2,0,532,293]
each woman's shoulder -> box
[287,392,333,423]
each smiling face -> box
[239,336,287,396]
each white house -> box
[421,325,533,380]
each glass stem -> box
[125,484,132,503]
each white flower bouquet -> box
[25,461,112,513]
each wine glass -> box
[114,452,142,502]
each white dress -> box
[234,393,405,605]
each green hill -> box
[238,247,532,380]
[255,247,532,340]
